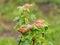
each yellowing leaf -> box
[25,18,28,23]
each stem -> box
[32,37,35,45]
[33,39,34,45]
[41,42,43,45]
[18,39,21,45]
[42,32,44,37]
[41,33,45,45]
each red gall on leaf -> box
[18,24,32,34]
[23,3,32,10]
[27,24,33,30]
[34,19,45,28]
[23,4,31,9]
[18,26,28,34]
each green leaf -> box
[19,7,24,15]
[30,14,36,20]
[13,16,20,21]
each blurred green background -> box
[0,0,60,45]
